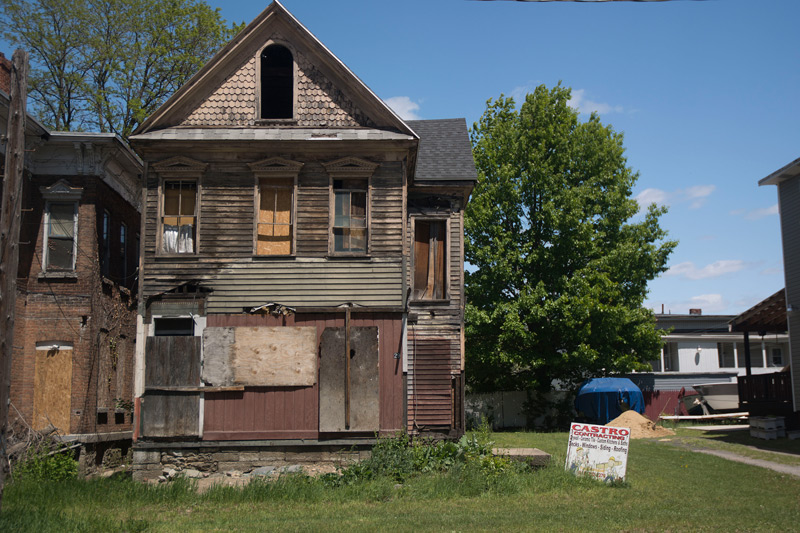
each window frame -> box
[256,41,297,123]
[410,217,450,301]
[323,157,378,257]
[120,222,128,283]
[43,200,79,272]
[248,157,302,257]
[152,157,207,257]
[101,210,111,277]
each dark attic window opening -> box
[261,44,293,119]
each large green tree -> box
[0,0,242,138]
[465,84,676,399]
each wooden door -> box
[142,336,201,437]
[319,326,379,432]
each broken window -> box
[261,44,293,119]
[413,220,447,299]
[332,178,367,253]
[256,178,294,255]
[45,202,77,270]
[161,180,197,254]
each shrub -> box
[13,445,78,482]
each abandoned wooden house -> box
[128,2,476,477]
[1,59,142,471]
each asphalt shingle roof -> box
[406,119,477,182]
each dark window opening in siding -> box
[154,317,195,336]
[413,220,447,299]
[261,44,293,119]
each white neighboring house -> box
[651,311,788,382]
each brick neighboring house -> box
[1,71,142,469]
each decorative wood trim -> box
[151,156,209,177]
[322,157,379,177]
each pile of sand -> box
[606,410,675,439]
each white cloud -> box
[635,185,716,212]
[568,89,623,116]
[760,267,783,276]
[384,96,421,120]
[664,260,747,280]
[739,204,779,220]
[684,185,716,209]
[510,84,537,104]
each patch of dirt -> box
[606,410,675,439]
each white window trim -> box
[43,200,79,272]
[323,157,378,256]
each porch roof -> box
[729,289,787,334]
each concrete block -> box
[133,450,160,464]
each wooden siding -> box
[778,176,800,410]
[202,312,403,440]
[406,330,460,430]
[142,159,404,310]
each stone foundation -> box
[132,444,372,482]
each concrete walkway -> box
[688,448,800,478]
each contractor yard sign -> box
[565,422,631,482]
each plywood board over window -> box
[33,343,73,431]
[203,326,317,387]
[257,178,293,255]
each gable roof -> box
[134,1,414,137]
[406,119,477,182]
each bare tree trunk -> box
[0,49,29,512]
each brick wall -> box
[0,51,11,93]
[10,172,139,435]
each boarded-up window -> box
[33,343,73,431]
[161,180,197,253]
[261,44,293,119]
[413,220,447,299]
[45,202,77,270]
[333,179,367,253]
[257,178,293,255]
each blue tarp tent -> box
[574,378,645,425]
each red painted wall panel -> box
[203,312,403,440]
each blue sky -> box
[8,0,798,316]
[239,0,796,317]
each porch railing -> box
[738,372,792,413]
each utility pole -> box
[0,49,29,512]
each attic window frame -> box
[257,42,297,123]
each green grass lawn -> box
[2,431,799,532]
